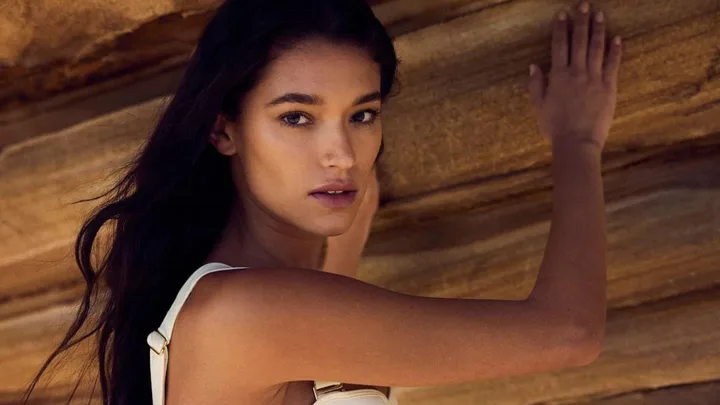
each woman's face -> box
[215,38,383,237]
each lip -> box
[310,180,357,194]
[310,190,358,208]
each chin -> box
[313,215,355,237]
[325,228,350,237]
[323,223,354,237]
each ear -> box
[209,113,238,156]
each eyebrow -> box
[265,91,381,108]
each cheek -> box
[250,118,310,156]
[242,117,296,162]
[240,155,305,218]
[242,126,313,196]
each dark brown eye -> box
[280,112,310,127]
[352,109,381,125]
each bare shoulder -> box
[167,268,286,405]
[176,266,599,392]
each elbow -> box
[565,323,604,366]
[572,336,603,366]
[527,298,606,366]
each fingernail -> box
[529,64,536,76]
[595,11,604,22]
[580,1,589,13]
[558,11,567,21]
[614,36,622,45]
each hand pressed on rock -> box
[528,1,622,154]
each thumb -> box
[528,64,544,110]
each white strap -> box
[147,263,249,405]
[314,381,345,400]
[313,381,396,403]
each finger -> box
[588,10,606,78]
[571,1,590,71]
[528,64,545,109]
[604,36,623,87]
[552,10,569,69]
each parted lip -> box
[310,180,358,193]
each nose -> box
[320,126,356,170]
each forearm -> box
[321,238,364,279]
[528,139,607,343]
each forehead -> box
[255,39,380,100]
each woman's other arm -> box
[527,0,623,349]
[322,167,379,279]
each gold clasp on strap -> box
[147,330,168,355]
[313,383,344,400]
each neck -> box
[207,199,326,271]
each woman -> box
[22,0,621,404]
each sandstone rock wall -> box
[1,1,719,404]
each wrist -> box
[322,239,364,278]
[551,136,603,163]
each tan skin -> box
[168,2,621,404]
[205,38,381,274]
[201,38,387,403]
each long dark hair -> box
[21,1,400,404]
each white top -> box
[147,262,399,405]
